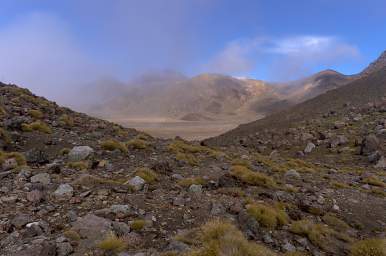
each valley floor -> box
[110,117,255,140]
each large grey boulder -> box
[30,173,51,185]
[128,176,145,191]
[53,184,74,198]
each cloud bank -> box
[206,35,360,80]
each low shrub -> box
[98,232,127,254]
[101,139,128,153]
[350,238,386,256]
[21,121,52,134]
[230,165,277,188]
[134,167,158,183]
[246,203,288,229]
[28,109,44,119]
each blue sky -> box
[0,0,385,101]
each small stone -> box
[188,184,202,194]
[2,158,18,171]
[304,142,315,153]
[56,242,74,256]
[11,213,33,229]
[54,184,74,198]
[30,173,51,185]
[128,176,145,191]
[285,169,301,179]
[68,146,94,162]
[282,241,296,252]
[27,190,44,203]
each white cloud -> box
[0,12,101,104]
[205,35,360,79]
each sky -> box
[0,0,386,104]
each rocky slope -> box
[0,80,385,256]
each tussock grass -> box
[230,165,277,188]
[21,121,52,134]
[134,167,158,183]
[362,176,386,187]
[182,219,278,256]
[0,128,12,144]
[168,139,223,158]
[176,152,198,166]
[98,232,127,254]
[127,138,148,149]
[246,203,288,229]
[28,109,44,119]
[101,139,128,153]
[178,177,206,187]
[350,238,386,256]
[0,151,26,166]
[130,219,146,231]
[67,161,89,170]
[290,219,352,250]
[59,114,74,127]
[63,230,81,241]
[322,213,350,232]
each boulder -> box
[30,173,51,185]
[53,184,74,198]
[68,146,93,162]
[128,176,145,191]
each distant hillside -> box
[205,51,386,146]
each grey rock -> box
[30,173,51,185]
[375,156,386,169]
[128,176,145,191]
[285,169,301,179]
[11,214,33,229]
[361,134,380,155]
[188,184,202,194]
[210,202,225,215]
[110,204,132,217]
[112,221,131,236]
[56,242,73,256]
[304,142,316,153]
[282,241,296,252]
[25,149,49,164]
[167,240,190,252]
[27,190,44,203]
[53,184,74,198]
[68,146,94,162]
[72,214,112,248]
[2,158,18,171]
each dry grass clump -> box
[127,138,148,150]
[0,128,12,144]
[21,121,52,134]
[168,139,223,158]
[59,114,74,127]
[232,158,253,169]
[246,203,288,229]
[350,238,386,256]
[67,161,89,170]
[100,139,128,153]
[182,219,278,256]
[98,232,127,254]
[230,165,277,188]
[331,181,351,189]
[290,219,351,250]
[60,148,70,156]
[362,176,386,187]
[176,152,198,166]
[177,177,206,187]
[130,219,146,231]
[134,167,158,183]
[63,230,81,241]
[371,188,386,197]
[28,109,44,119]
[0,151,26,166]
[0,106,6,116]
[216,187,246,197]
[322,213,350,232]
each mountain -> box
[1,79,386,256]
[205,51,386,147]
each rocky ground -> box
[0,83,385,256]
